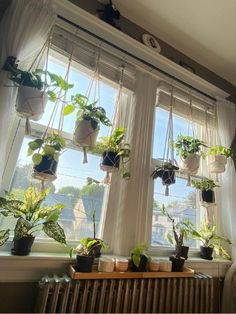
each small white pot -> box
[180,154,200,175]
[16,86,48,121]
[98,258,115,272]
[209,155,227,173]
[73,119,99,148]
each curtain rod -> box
[57,14,216,102]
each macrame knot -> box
[103,172,110,184]
[83,147,88,164]
[25,117,31,135]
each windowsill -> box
[0,251,232,282]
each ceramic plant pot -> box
[155,169,176,186]
[180,154,200,175]
[169,255,185,272]
[73,119,99,148]
[209,155,227,173]
[76,254,94,272]
[33,155,58,181]
[131,254,148,272]
[11,236,35,256]
[100,151,120,172]
[200,246,213,260]
[16,86,48,121]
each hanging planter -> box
[209,145,233,174]
[174,135,205,185]
[192,178,218,205]
[64,94,111,163]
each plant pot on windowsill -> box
[76,254,94,272]
[11,235,35,256]
[200,246,213,260]
[33,155,58,181]
[100,151,120,172]
[169,255,185,272]
[131,254,148,272]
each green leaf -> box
[32,153,42,165]
[14,217,32,239]
[63,104,74,115]
[53,152,59,162]
[47,90,57,102]
[0,229,10,246]
[45,205,64,222]
[28,139,43,151]
[43,221,66,244]
[132,254,141,267]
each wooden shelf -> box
[69,265,195,280]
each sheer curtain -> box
[216,97,236,313]
[102,70,158,255]
[0,0,56,189]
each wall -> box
[69,0,236,103]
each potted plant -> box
[92,127,131,180]
[192,177,219,204]
[190,220,231,260]
[160,205,193,270]
[174,135,206,184]
[130,242,151,272]
[0,186,66,255]
[151,161,179,196]
[70,237,107,272]
[209,145,234,174]
[4,59,73,122]
[27,131,66,181]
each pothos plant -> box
[173,135,206,159]
[27,132,66,166]
[0,186,66,245]
[69,237,108,257]
[130,242,151,267]
[209,145,234,158]
[191,178,219,191]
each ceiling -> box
[113,0,236,86]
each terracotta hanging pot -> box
[16,86,48,121]
[73,119,99,148]
[209,155,227,173]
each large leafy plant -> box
[130,242,151,267]
[0,186,66,245]
[174,135,206,159]
[190,220,231,259]
[210,145,234,158]
[191,178,219,191]
[28,132,66,165]
[64,93,112,129]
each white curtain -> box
[216,97,236,313]
[102,70,158,255]
[0,0,56,189]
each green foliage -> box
[69,237,108,257]
[210,145,234,158]
[190,220,231,259]
[0,186,66,245]
[130,242,150,267]
[64,93,112,129]
[174,135,206,159]
[4,62,74,102]
[28,132,66,165]
[191,177,219,191]
[92,127,131,179]
[160,204,194,253]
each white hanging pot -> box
[180,154,200,175]
[209,155,227,173]
[16,86,48,121]
[73,119,99,148]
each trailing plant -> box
[27,132,66,165]
[4,60,74,102]
[173,135,206,159]
[0,186,66,245]
[190,220,231,259]
[69,237,107,258]
[210,145,234,158]
[151,162,179,179]
[191,178,219,191]
[64,93,112,129]
[130,242,151,268]
[160,204,194,256]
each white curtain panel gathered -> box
[0,0,56,189]
[216,97,236,313]
[102,70,158,255]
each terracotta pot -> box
[76,254,94,272]
[209,155,227,173]
[73,119,99,148]
[200,246,213,260]
[16,86,48,121]
[33,155,58,181]
[100,151,120,172]
[11,236,35,256]
[169,255,185,272]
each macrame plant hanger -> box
[34,48,74,190]
[76,50,101,164]
[103,64,125,184]
[161,87,177,196]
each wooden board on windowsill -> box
[69,265,195,280]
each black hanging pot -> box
[176,245,189,260]
[131,254,148,272]
[76,254,94,272]
[200,246,213,260]
[11,235,35,256]
[100,151,120,170]
[157,169,176,186]
[169,255,185,272]
[201,190,215,203]
[33,155,58,180]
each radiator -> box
[35,273,215,313]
